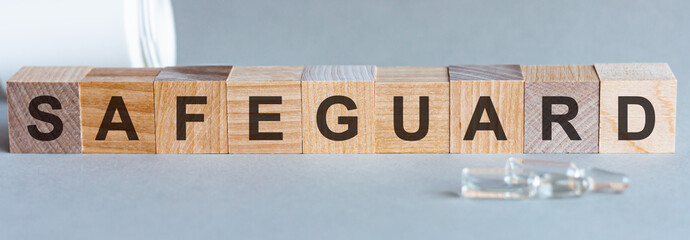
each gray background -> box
[1,0,689,239]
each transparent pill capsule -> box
[460,168,587,200]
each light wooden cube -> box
[522,65,600,153]
[596,63,677,153]
[375,67,449,153]
[449,65,524,153]
[80,68,159,153]
[7,66,92,153]
[301,65,375,153]
[154,66,231,153]
[227,66,303,153]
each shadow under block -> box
[301,65,375,153]
[449,65,524,153]
[7,66,92,153]
[522,65,600,153]
[595,63,677,153]
[374,67,449,153]
[154,66,231,153]
[79,68,159,153]
[227,66,303,153]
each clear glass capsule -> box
[461,168,588,200]
[461,158,629,200]
[506,157,629,192]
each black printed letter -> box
[618,96,655,140]
[176,96,206,140]
[96,96,138,140]
[249,96,283,140]
[27,95,63,141]
[316,96,358,141]
[393,96,429,141]
[463,96,507,140]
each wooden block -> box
[301,65,375,153]
[7,66,92,153]
[522,65,599,153]
[374,67,449,153]
[227,66,303,153]
[154,66,231,153]
[79,68,159,153]
[596,63,677,153]
[449,65,524,153]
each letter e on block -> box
[375,67,449,153]
[596,63,677,153]
[301,65,375,153]
[80,68,159,153]
[7,66,92,153]
[449,65,524,153]
[227,66,303,153]
[154,66,231,153]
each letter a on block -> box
[7,66,92,153]
[80,68,159,153]
[301,65,375,153]
[375,67,449,153]
[154,66,231,153]
[227,66,304,153]
[449,65,524,153]
[595,63,677,153]
[522,65,600,153]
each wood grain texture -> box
[449,64,523,81]
[301,65,375,81]
[523,65,599,153]
[376,66,449,82]
[596,63,676,153]
[449,65,524,153]
[375,67,449,153]
[156,65,233,81]
[227,66,303,153]
[301,65,375,153]
[154,66,230,153]
[7,66,92,153]
[229,66,304,82]
[80,68,159,153]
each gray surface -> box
[2,0,690,239]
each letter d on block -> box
[301,65,375,153]
[7,66,92,153]
[596,63,677,153]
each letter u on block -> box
[374,67,449,153]
[301,65,375,153]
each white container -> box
[0,0,177,93]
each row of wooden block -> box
[6,64,676,154]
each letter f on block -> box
[176,96,207,140]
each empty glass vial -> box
[506,157,629,193]
[460,168,588,200]
[506,157,580,178]
[580,167,630,192]
[461,168,537,200]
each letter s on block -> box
[27,95,64,141]
[316,96,358,141]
